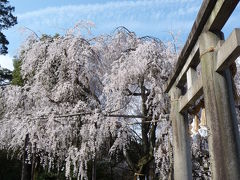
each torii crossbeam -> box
[165,0,240,179]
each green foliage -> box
[0,67,12,85]
[53,33,60,39]
[0,0,17,54]
[40,34,52,41]
[0,150,21,180]
[95,161,113,180]
[11,57,23,86]
[40,33,61,42]
[36,171,65,180]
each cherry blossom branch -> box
[105,86,139,114]
[22,26,40,39]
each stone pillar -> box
[170,86,192,180]
[199,31,240,180]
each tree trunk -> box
[140,78,150,155]
[31,143,36,180]
[138,77,154,180]
[21,134,31,180]
[92,158,96,180]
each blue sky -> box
[0,0,240,70]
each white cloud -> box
[5,0,202,55]
[0,55,14,70]
[16,0,200,34]
[17,0,196,20]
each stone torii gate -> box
[165,0,240,179]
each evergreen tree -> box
[0,66,12,86]
[11,57,23,86]
[0,0,17,54]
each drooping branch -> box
[22,26,40,39]
[105,86,139,114]
[130,129,142,141]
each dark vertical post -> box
[170,86,192,180]
[199,31,240,180]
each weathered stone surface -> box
[216,28,240,72]
[199,31,240,180]
[170,87,192,180]
[166,0,239,93]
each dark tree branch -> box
[27,112,152,120]
[124,88,150,96]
